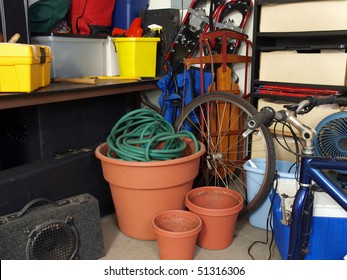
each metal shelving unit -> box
[250,0,347,106]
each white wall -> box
[148,0,172,9]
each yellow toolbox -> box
[0,43,51,93]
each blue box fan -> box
[314,111,347,177]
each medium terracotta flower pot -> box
[185,186,244,250]
[95,138,205,240]
[152,210,202,260]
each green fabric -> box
[29,0,71,33]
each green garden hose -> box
[106,108,199,162]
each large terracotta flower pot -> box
[152,210,202,260]
[185,186,244,250]
[95,138,205,240]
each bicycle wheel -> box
[174,92,276,217]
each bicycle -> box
[243,94,347,260]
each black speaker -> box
[0,193,105,260]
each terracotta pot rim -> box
[152,210,202,238]
[95,139,206,167]
[185,187,244,217]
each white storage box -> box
[259,51,347,86]
[31,35,119,78]
[260,0,347,32]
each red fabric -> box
[69,0,116,35]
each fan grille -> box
[26,219,79,260]
[315,113,347,158]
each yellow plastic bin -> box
[112,37,160,77]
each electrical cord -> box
[273,120,303,159]
[247,172,279,260]
[273,120,301,181]
[247,119,303,259]
[106,108,199,162]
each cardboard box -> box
[31,35,119,78]
[0,43,51,92]
[259,51,347,86]
[260,1,347,32]
[251,134,299,163]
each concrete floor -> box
[100,213,282,260]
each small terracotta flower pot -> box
[95,138,205,240]
[152,210,202,260]
[185,186,244,250]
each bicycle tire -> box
[174,92,276,217]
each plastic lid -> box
[313,191,347,218]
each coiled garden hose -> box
[106,108,199,162]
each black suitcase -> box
[0,0,30,43]
[0,145,115,217]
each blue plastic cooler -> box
[272,191,347,259]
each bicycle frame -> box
[288,157,347,259]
